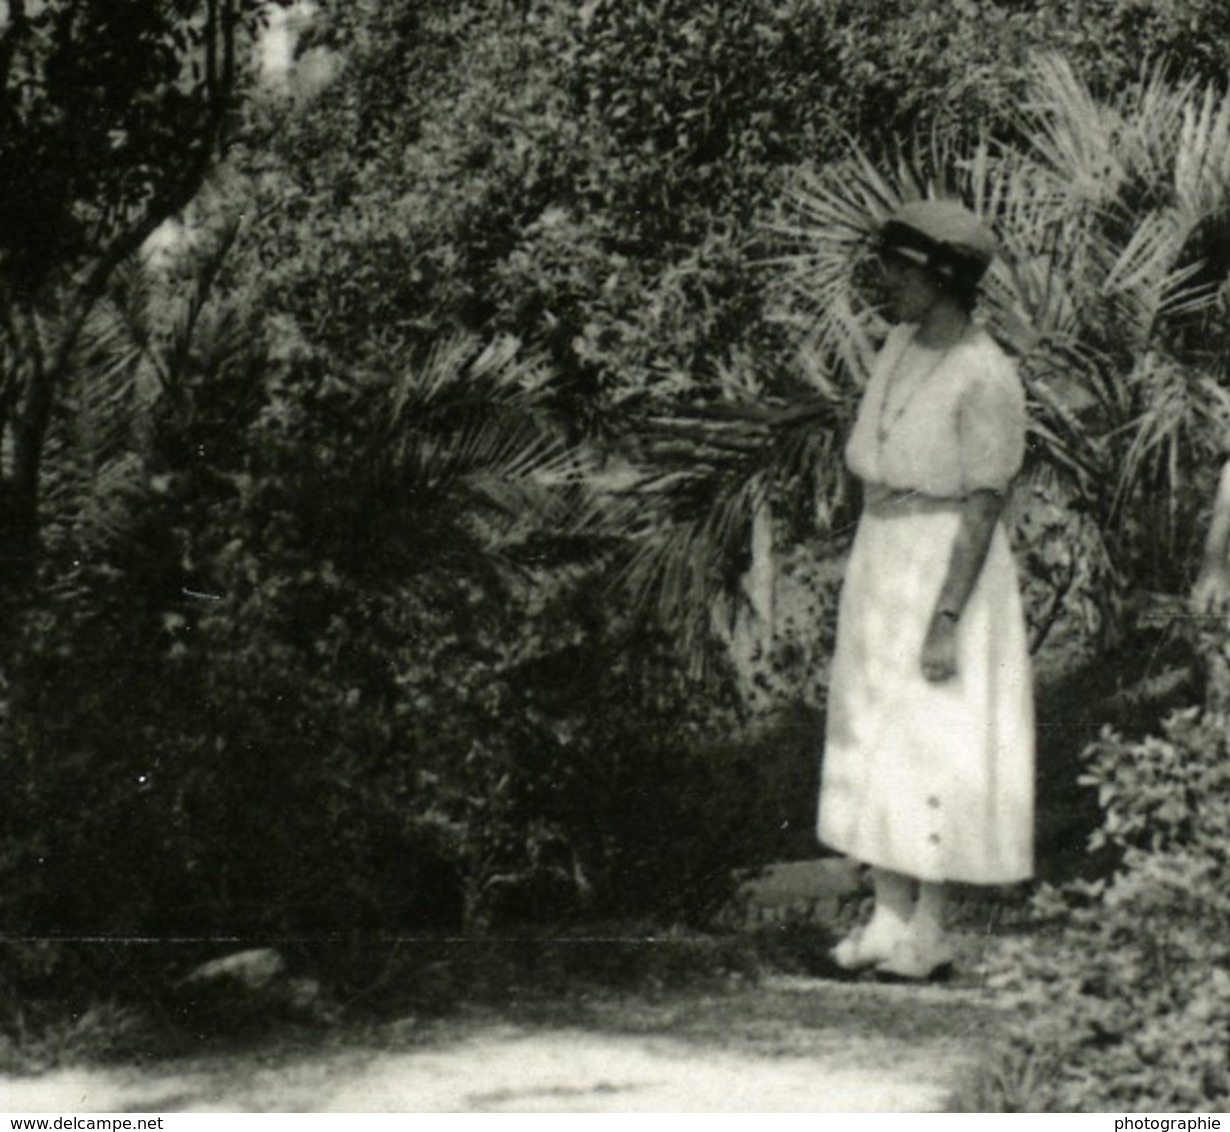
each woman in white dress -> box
[817,200,1034,980]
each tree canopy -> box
[0,0,281,577]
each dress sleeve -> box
[956,354,1027,494]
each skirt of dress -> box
[817,491,1035,885]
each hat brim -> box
[878,219,991,283]
[879,245,931,268]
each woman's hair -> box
[878,200,998,313]
[933,260,983,314]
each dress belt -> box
[862,484,965,516]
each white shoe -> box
[829,925,897,972]
[875,934,955,981]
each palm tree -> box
[21,217,599,939]
[588,354,851,691]
[42,220,256,556]
[42,210,588,589]
[793,55,1230,570]
[605,54,1230,690]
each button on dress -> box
[817,323,1035,885]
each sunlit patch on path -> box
[0,975,998,1113]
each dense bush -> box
[238,0,1230,696]
[0,292,782,950]
[249,0,839,414]
[978,679,1230,1109]
[255,0,1230,399]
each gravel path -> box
[0,975,1002,1113]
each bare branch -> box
[222,0,237,114]
[205,0,219,107]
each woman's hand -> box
[925,489,1001,683]
[921,612,959,682]
[1193,565,1230,616]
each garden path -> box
[0,976,997,1113]
[0,863,1010,1112]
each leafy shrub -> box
[0,283,779,950]
[262,0,1211,420]
[977,696,1230,1110]
[0,546,772,940]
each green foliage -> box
[811,0,1230,152]
[0,0,285,584]
[1011,469,1119,660]
[0,235,777,949]
[234,1,1230,686]
[0,0,274,280]
[8,0,1230,1045]
[0,530,767,939]
[248,0,823,410]
[1063,0,1230,93]
[998,55,1230,594]
[777,55,1230,646]
[978,697,1230,1110]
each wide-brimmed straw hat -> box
[877,199,999,284]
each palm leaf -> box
[1116,62,1197,191]
[164,218,244,391]
[1098,212,1214,347]
[1019,54,1125,207]
[621,51,1230,674]
[1175,82,1230,221]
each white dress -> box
[817,323,1035,885]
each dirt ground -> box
[0,972,1005,1113]
[0,862,1017,1113]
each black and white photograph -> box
[0,0,1228,1116]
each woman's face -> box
[878,252,943,324]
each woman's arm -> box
[920,489,1004,682]
[1193,460,1230,613]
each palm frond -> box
[615,467,768,672]
[48,266,159,543]
[1020,54,1125,207]
[767,148,903,381]
[618,52,1230,673]
[1098,212,1216,347]
[361,332,598,578]
[1116,62,1197,191]
[593,371,851,678]
[1175,82,1230,222]
[164,218,244,391]
[1112,355,1225,529]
